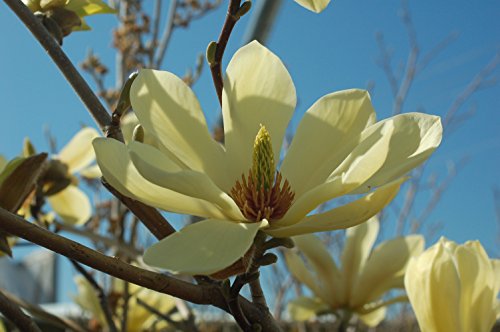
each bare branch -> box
[0,288,41,332]
[155,0,178,68]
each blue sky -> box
[0,0,499,301]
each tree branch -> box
[0,288,41,332]
[4,0,111,132]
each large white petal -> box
[278,121,394,225]
[287,296,330,321]
[143,219,264,275]
[352,113,442,193]
[266,179,403,238]
[57,127,100,174]
[281,90,375,197]
[130,69,229,190]
[222,41,296,184]
[128,141,243,220]
[47,185,91,225]
[93,138,228,219]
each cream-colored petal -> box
[47,185,91,225]
[65,0,116,17]
[357,306,386,327]
[351,235,424,307]
[281,90,375,197]
[143,219,264,275]
[130,69,229,190]
[57,127,100,174]
[267,179,403,238]
[93,138,228,219]
[79,164,101,179]
[454,241,497,331]
[284,250,322,296]
[73,275,105,325]
[128,141,243,220]
[292,234,342,308]
[405,242,462,332]
[222,41,296,184]
[279,120,394,225]
[287,296,330,321]
[352,113,442,193]
[340,217,379,304]
[294,0,330,13]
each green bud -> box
[206,41,217,67]
[236,1,252,19]
[23,137,37,157]
[115,71,138,116]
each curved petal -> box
[287,296,330,321]
[454,241,497,331]
[351,235,424,307]
[281,90,375,197]
[279,121,394,225]
[128,141,243,220]
[79,164,101,179]
[340,218,379,304]
[130,69,230,190]
[93,138,228,219]
[294,0,331,13]
[47,185,91,225]
[284,250,322,296]
[143,219,264,275]
[293,234,342,307]
[404,241,462,332]
[222,41,296,184]
[267,178,403,238]
[57,127,100,174]
[352,113,442,193]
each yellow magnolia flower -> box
[23,0,115,34]
[93,41,442,276]
[405,237,500,332]
[294,0,331,13]
[284,217,424,326]
[40,127,100,225]
[73,276,177,331]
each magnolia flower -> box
[93,41,442,276]
[23,0,115,35]
[294,0,331,13]
[284,217,424,326]
[32,127,100,225]
[405,237,500,332]
[73,276,177,331]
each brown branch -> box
[210,0,243,105]
[4,0,111,132]
[0,288,41,332]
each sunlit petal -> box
[143,219,264,275]
[294,0,331,13]
[47,185,91,225]
[57,127,100,174]
[222,41,296,183]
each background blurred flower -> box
[405,237,500,332]
[285,217,424,326]
[94,41,441,276]
[294,0,331,13]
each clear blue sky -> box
[0,0,499,301]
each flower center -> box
[230,125,295,222]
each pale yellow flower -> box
[46,127,100,225]
[294,0,331,13]
[93,41,442,276]
[285,217,424,326]
[405,237,500,332]
[73,276,177,331]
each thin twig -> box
[4,0,111,132]
[0,288,42,332]
[155,0,178,68]
[148,0,162,67]
[70,260,118,332]
[210,0,242,105]
[136,298,186,331]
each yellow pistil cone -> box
[252,125,275,191]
